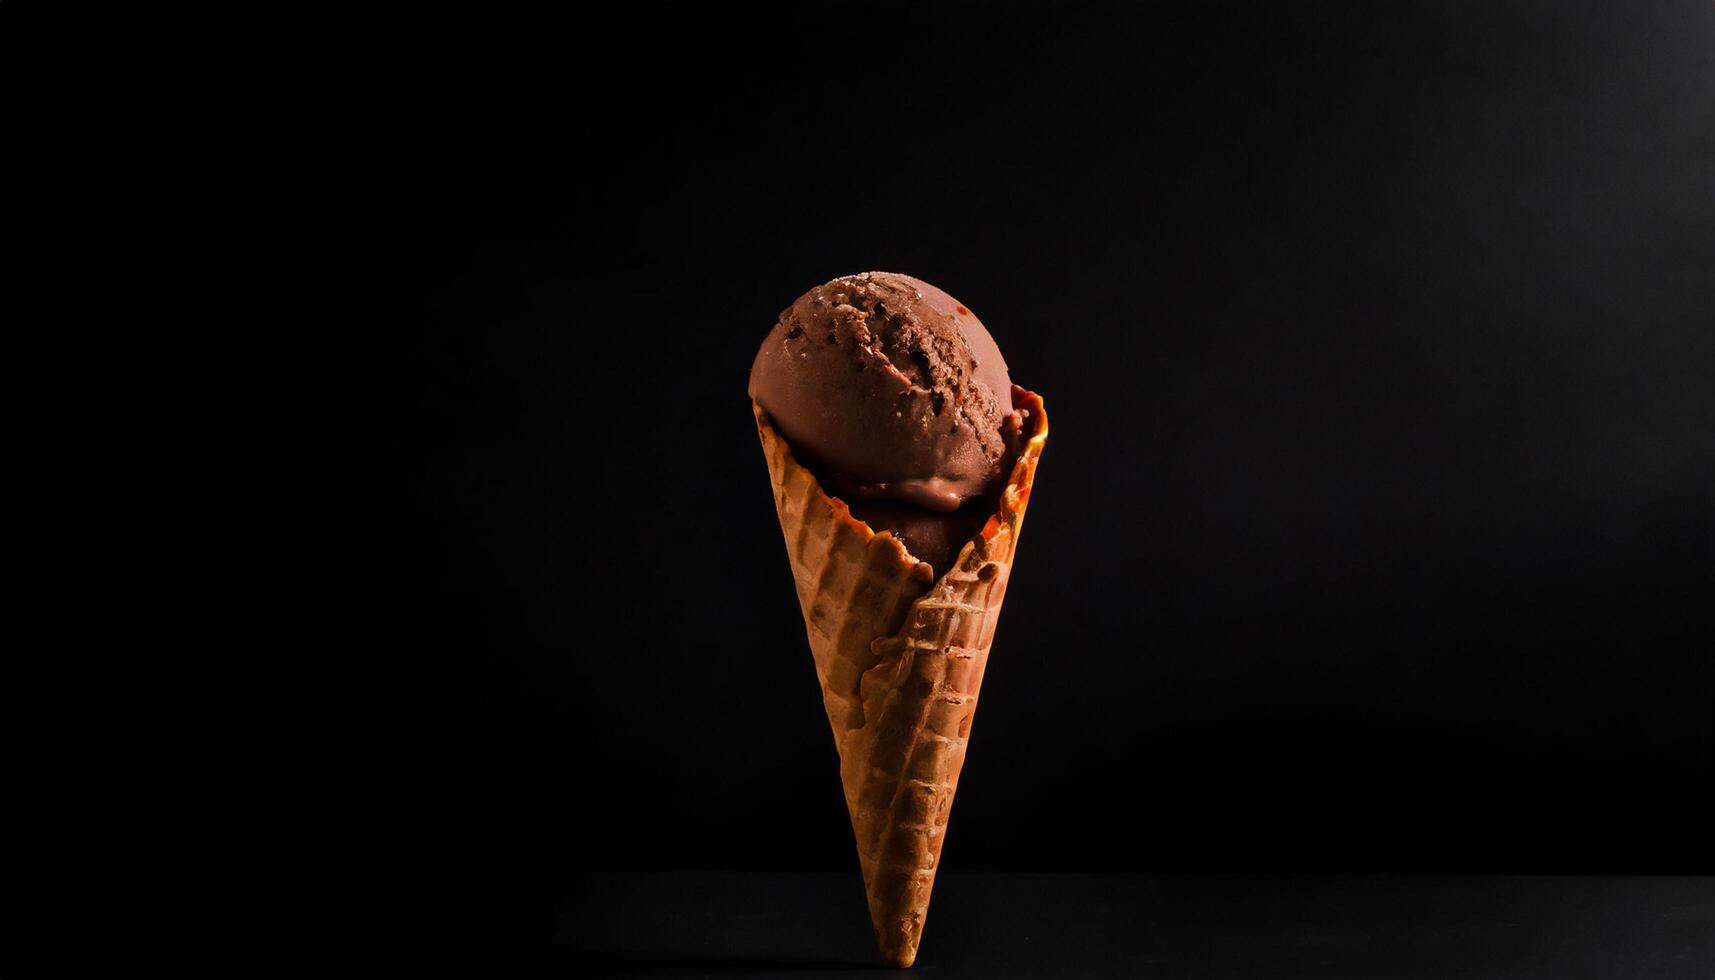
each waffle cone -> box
[753,388,1048,968]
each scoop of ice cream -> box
[749,272,1022,509]
[750,272,1025,571]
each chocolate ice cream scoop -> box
[749,272,1027,572]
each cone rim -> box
[752,386,1048,584]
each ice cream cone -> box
[754,388,1048,968]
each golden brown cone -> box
[754,388,1048,968]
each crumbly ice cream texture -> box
[749,272,1026,573]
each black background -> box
[285,1,1713,945]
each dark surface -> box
[280,0,1715,944]
[560,873,1715,978]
